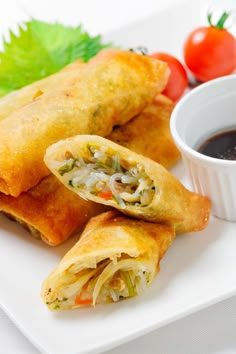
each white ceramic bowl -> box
[170,75,236,221]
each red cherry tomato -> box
[183,12,236,82]
[149,52,188,102]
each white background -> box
[0,1,236,353]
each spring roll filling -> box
[56,145,155,207]
[45,254,153,310]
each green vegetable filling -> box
[57,145,155,207]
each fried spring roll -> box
[0,59,85,120]
[41,211,175,310]
[0,174,107,246]
[108,94,181,168]
[0,49,169,197]
[0,95,178,245]
[44,135,211,234]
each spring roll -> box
[44,135,211,234]
[108,94,181,168]
[41,210,175,310]
[0,59,85,120]
[0,174,107,246]
[0,94,178,245]
[0,49,169,197]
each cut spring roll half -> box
[108,94,181,168]
[41,211,175,310]
[0,49,169,197]
[0,174,107,246]
[45,135,211,234]
[0,59,85,120]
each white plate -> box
[1,1,236,354]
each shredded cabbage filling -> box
[57,145,155,207]
[47,256,151,309]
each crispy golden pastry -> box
[0,94,177,245]
[108,94,181,168]
[0,59,85,120]
[0,49,169,197]
[41,210,175,310]
[0,174,107,246]
[45,135,211,234]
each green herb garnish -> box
[0,19,112,96]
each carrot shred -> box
[75,295,92,306]
[97,191,113,200]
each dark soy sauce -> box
[198,129,236,160]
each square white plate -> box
[1,1,236,354]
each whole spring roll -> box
[0,49,169,197]
[44,135,211,234]
[108,94,181,168]
[0,174,107,246]
[0,59,85,120]
[41,210,175,310]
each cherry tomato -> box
[149,52,188,102]
[183,12,236,82]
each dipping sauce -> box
[198,129,236,160]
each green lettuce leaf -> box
[0,19,112,96]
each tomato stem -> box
[208,12,230,29]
